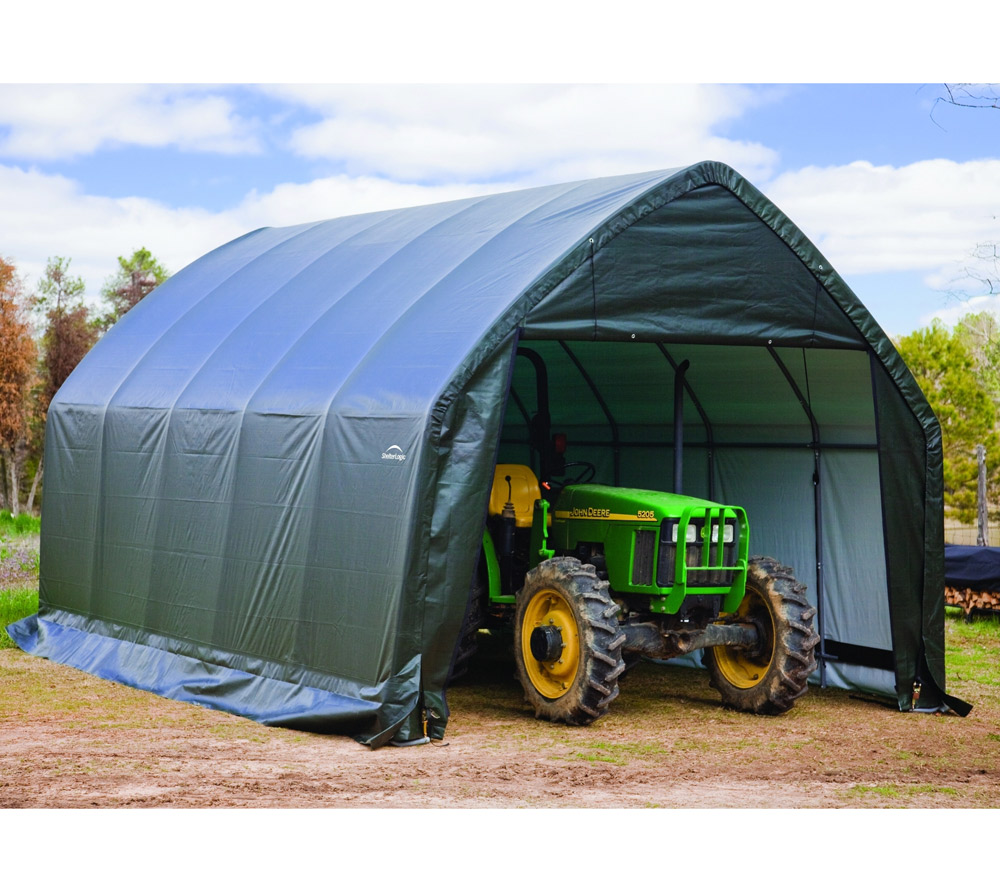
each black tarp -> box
[944,545,1000,592]
[8,161,968,745]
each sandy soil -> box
[2,630,997,810]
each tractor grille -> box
[631,529,656,586]
[656,517,737,588]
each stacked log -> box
[945,586,1000,615]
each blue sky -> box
[2,10,998,339]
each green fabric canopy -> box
[8,161,967,746]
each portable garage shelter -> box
[9,161,969,747]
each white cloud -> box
[765,159,1000,278]
[0,164,239,300]
[265,84,780,184]
[0,164,508,302]
[0,82,781,305]
[0,85,261,160]
[919,294,1000,329]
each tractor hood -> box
[553,484,734,524]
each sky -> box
[2,8,998,340]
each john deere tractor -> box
[455,348,819,724]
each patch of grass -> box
[0,586,38,648]
[565,739,673,765]
[572,751,626,765]
[845,783,960,801]
[0,515,40,648]
[0,545,39,573]
[945,611,1000,687]
[281,732,320,746]
[208,722,270,744]
[0,511,40,537]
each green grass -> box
[0,586,38,648]
[945,607,1000,687]
[0,513,41,648]
[0,510,40,537]
[845,783,960,801]
[565,739,672,765]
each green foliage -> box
[954,311,1000,403]
[34,257,96,417]
[896,320,999,523]
[34,256,85,313]
[99,247,169,328]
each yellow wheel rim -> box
[713,588,775,689]
[520,587,581,699]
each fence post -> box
[977,444,989,547]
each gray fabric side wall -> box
[38,404,101,616]
[820,450,891,652]
[413,336,518,739]
[871,356,947,709]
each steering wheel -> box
[559,461,596,485]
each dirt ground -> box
[2,630,998,810]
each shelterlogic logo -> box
[381,445,407,462]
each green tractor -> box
[456,348,819,724]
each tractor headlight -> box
[711,523,735,544]
[667,522,698,544]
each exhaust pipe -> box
[673,359,690,493]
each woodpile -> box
[945,586,1000,616]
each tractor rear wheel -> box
[514,557,626,724]
[705,556,819,715]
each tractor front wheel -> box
[705,556,819,715]
[514,557,626,724]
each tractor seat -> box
[488,464,541,528]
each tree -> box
[937,83,1000,112]
[896,320,1000,523]
[954,310,1000,403]
[27,258,98,513]
[35,257,96,414]
[0,257,38,515]
[943,242,1000,301]
[932,85,1000,299]
[35,255,85,314]
[99,247,169,328]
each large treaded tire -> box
[448,573,486,683]
[513,557,626,724]
[704,556,819,715]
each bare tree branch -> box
[941,83,1000,111]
